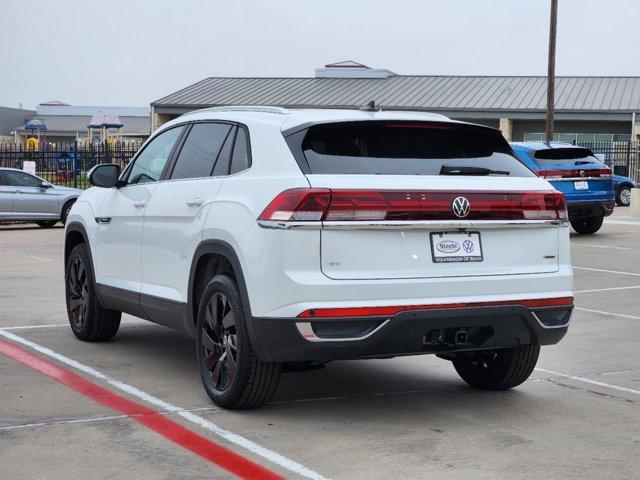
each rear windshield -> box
[532,148,599,165]
[286,121,533,177]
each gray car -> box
[0,167,82,228]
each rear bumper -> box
[567,200,614,218]
[253,304,572,362]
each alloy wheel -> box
[620,187,631,206]
[200,292,238,391]
[67,256,89,328]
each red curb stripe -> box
[0,338,284,480]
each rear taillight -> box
[259,189,568,222]
[258,188,330,221]
[536,167,612,179]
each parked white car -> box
[0,167,81,227]
[64,106,573,409]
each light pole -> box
[546,0,558,142]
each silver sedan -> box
[0,167,82,228]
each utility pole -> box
[545,0,558,142]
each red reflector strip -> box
[297,297,574,318]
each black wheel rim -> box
[200,292,238,392]
[67,256,89,328]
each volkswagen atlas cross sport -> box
[510,142,615,234]
[64,106,573,409]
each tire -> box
[196,274,281,409]
[616,186,632,207]
[36,220,57,228]
[65,243,121,341]
[570,215,604,234]
[453,345,540,390]
[60,199,76,225]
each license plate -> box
[430,231,483,263]
[574,181,588,190]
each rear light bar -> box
[536,167,612,179]
[258,189,568,222]
[297,297,574,318]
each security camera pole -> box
[546,0,558,142]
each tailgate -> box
[308,175,561,280]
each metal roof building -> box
[152,62,640,142]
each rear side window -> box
[170,123,232,179]
[229,127,251,175]
[212,126,236,176]
[287,121,533,177]
[531,148,599,165]
[3,170,42,187]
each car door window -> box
[229,126,251,175]
[4,171,42,187]
[127,126,184,185]
[170,123,232,180]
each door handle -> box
[133,201,147,208]
[186,198,204,207]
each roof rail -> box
[200,106,290,115]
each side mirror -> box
[40,181,53,189]
[88,163,121,188]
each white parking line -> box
[572,243,632,250]
[605,219,640,226]
[2,324,69,330]
[0,248,59,264]
[535,368,640,396]
[0,405,219,432]
[574,307,640,320]
[573,266,640,277]
[574,285,640,294]
[2,320,153,331]
[0,328,327,480]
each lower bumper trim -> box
[254,304,572,362]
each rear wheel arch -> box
[188,240,262,356]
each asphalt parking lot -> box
[1,211,639,480]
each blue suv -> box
[510,142,614,234]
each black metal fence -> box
[574,141,639,181]
[0,142,139,189]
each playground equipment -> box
[24,119,47,150]
[88,115,124,144]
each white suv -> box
[65,107,573,409]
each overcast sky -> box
[1,0,639,109]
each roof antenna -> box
[359,100,379,112]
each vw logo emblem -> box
[452,196,471,218]
[579,170,586,177]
